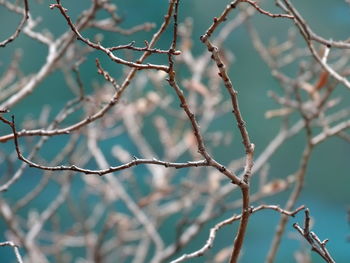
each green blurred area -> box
[0,0,349,262]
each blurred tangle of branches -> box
[0,0,349,263]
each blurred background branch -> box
[0,0,349,262]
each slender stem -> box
[229,185,250,263]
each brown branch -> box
[274,0,350,49]
[0,113,210,175]
[95,58,120,90]
[172,205,305,262]
[50,2,169,72]
[1,0,178,143]
[199,3,255,262]
[166,1,241,185]
[0,1,348,262]
[108,40,181,55]
[266,144,314,263]
[0,98,82,192]
[280,0,350,89]
[293,209,336,263]
[200,0,241,42]
[0,0,29,47]
[241,0,294,19]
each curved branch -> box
[0,0,29,47]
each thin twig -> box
[0,0,29,47]
[0,241,23,263]
[172,205,305,262]
[293,209,336,263]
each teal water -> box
[1,0,349,262]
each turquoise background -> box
[0,0,349,262]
